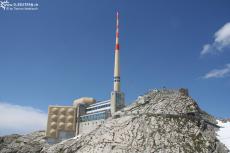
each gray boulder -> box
[0,131,49,153]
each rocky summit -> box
[0,89,229,153]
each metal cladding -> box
[114,11,121,92]
[46,106,76,138]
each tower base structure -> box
[111,91,125,115]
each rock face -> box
[0,89,229,153]
[0,134,20,151]
[0,131,49,153]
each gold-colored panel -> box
[67,108,74,115]
[46,106,77,138]
[50,122,57,128]
[58,122,65,129]
[51,115,58,121]
[66,123,73,129]
[51,107,58,114]
[67,115,73,122]
[50,129,56,136]
[59,108,66,114]
[58,115,65,122]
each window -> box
[80,111,108,122]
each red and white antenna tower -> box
[113,11,121,92]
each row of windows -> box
[80,112,107,122]
[90,100,110,107]
[114,76,120,79]
[81,121,105,126]
[86,104,110,112]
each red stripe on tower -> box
[116,32,119,38]
[116,44,120,50]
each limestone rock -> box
[42,89,229,153]
[0,89,229,153]
[0,134,20,150]
[0,131,49,153]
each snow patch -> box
[217,120,230,150]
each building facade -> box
[46,106,77,144]
[75,99,111,135]
[45,12,125,143]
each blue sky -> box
[0,0,230,134]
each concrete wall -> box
[47,131,75,144]
[75,104,87,135]
[111,91,125,115]
[79,119,105,135]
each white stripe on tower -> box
[114,11,120,92]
